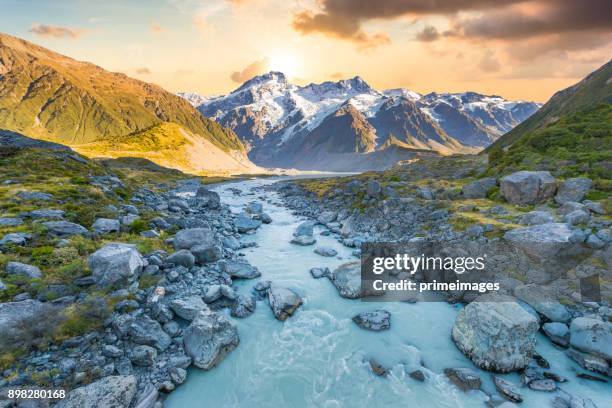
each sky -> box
[1,0,611,102]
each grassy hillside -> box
[0,33,245,157]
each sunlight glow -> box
[268,53,299,78]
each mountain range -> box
[179,72,540,171]
[0,33,257,175]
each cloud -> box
[415,26,439,42]
[230,58,269,83]
[479,51,501,72]
[136,67,151,75]
[150,23,165,34]
[330,72,344,79]
[29,24,86,39]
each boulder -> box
[54,375,137,408]
[0,232,31,247]
[294,221,315,237]
[6,262,42,279]
[461,177,497,199]
[564,210,590,226]
[16,191,52,201]
[519,211,554,226]
[290,235,316,246]
[268,286,303,321]
[557,201,586,216]
[120,214,140,227]
[91,218,120,234]
[43,221,88,237]
[191,244,222,264]
[451,295,539,372]
[259,212,272,224]
[310,267,330,279]
[500,171,557,205]
[569,317,612,361]
[494,376,523,403]
[88,243,145,287]
[513,284,570,323]
[173,227,216,250]
[0,217,23,227]
[318,211,337,224]
[195,187,221,209]
[417,187,434,200]
[170,296,209,321]
[444,368,481,391]
[183,310,239,369]
[329,262,362,299]
[131,345,157,366]
[314,246,338,257]
[166,249,196,268]
[555,178,592,205]
[231,295,256,318]
[27,209,65,219]
[235,214,262,233]
[366,180,382,197]
[128,314,172,351]
[566,348,609,375]
[542,322,570,347]
[352,310,391,331]
[245,202,263,214]
[220,260,260,279]
[0,300,47,348]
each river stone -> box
[166,249,196,268]
[542,322,570,347]
[310,267,330,279]
[128,314,172,351]
[235,214,262,233]
[294,221,315,237]
[519,211,554,226]
[290,235,316,246]
[444,368,481,391]
[54,375,137,408]
[170,296,209,321]
[6,261,42,279]
[569,317,612,360]
[451,295,539,372]
[268,286,303,321]
[314,246,338,257]
[0,217,23,227]
[43,221,88,237]
[173,227,216,250]
[183,310,239,370]
[566,348,609,375]
[91,218,120,234]
[195,187,221,209]
[318,211,337,224]
[245,202,263,214]
[494,376,523,403]
[329,262,362,299]
[352,310,391,331]
[461,177,497,199]
[220,260,261,279]
[513,284,570,323]
[231,295,256,318]
[500,171,557,205]
[222,236,241,250]
[191,244,222,264]
[131,345,157,366]
[555,178,592,205]
[88,243,145,287]
[0,300,47,348]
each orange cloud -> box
[230,58,269,83]
[136,67,151,75]
[150,23,164,34]
[29,24,86,39]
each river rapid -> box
[166,177,611,408]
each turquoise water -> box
[166,178,611,408]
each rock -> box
[259,213,272,224]
[166,249,195,268]
[43,221,87,237]
[128,314,172,351]
[566,349,609,375]
[564,210,590,226]
[195,187,221,209]
[27,209,65,219]
[451,295,539,372]
[0,300,47,348]
[366,180,382,197]
[120,214,140,227]
[500,171,557,205]
[131,345,157,366]
[0,232,31,247]
[576,372,608,382]
[140,229,160,238]
[16,191,52,201]
[0,217,23,227]
[519,211,554,226]
[268,286,303,321]
[220,260,261,279]
[102,344,123,358]
[170,296,209,321]
[318,211,337,224]
[352,310,391,331]
[6,262,42,279]
[528,379,556,392]
[586,233,605,249]
[91,218,120,234]
[191,244,222,264]
[443,368,481,391]
[542,322,570,347]
[513,284,570,322]
[294,221,315,237]
[369,359,388,377]
[309,267,330,279]
[409,370,425,382]
[88,243,145,287]
[493,376,523,403]
[245,202,263,214]
[231,295,256,318]
[329,262,362,299]
[122,204,139,215]
[569,317,612,360]
[235,214,262,233]
[222,236,241,250]
[183,310,239,369]
[555,178,592,205]
[173,228,216,250]
[417,187,434,200]
[461,177,497,198]
[583,200,605,215]
[54,375,137,408]
[568,395,598,408]
[314,246,338,257]
[290,235,316,246]
[0,278,5,291]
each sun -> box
[268,53,299,78]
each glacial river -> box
[166,177,611,408]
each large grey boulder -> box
[220,260,260,279]
[451,295,539,372]
[290,235,316,246]
[294,221,315,237]
[462,177,497,199]
[542,322,570,347]
[234,214,262,233]
[513,284,570,323]
[555,178,592,205]
[6,262,42,279]
[500,171,557,205]
[352,310,391,331]
[173,228,216,250]
[268,286,303,321]
[0,232,31,247]
[166,249,195,268]
[88,243,145,287]
[245,202,263,214]
[569,317,612,361]
[195,187,221,209]
[27,209,65,219]
[183,310,239,370]
[191,243,222,264]
[170,296,209,321]
[91,218,120,234]
[54,375,137,408]
[231,295,256,318]
[128,314,172,351]
[318,211,337,224]
[43,221,88,237]
[0,217,23,227]
[329,262,362,299]
[131,345,157,366]
[0,300,47,348]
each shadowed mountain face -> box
[179,72,540,171]
[0,33,257,175]
[0,129,71,150]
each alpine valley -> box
[179,72,540,172]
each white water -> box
[166,178,611,408]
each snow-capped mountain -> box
[179,72,540,171]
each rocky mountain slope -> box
[0,33,257,175]
[180,72,539,171]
